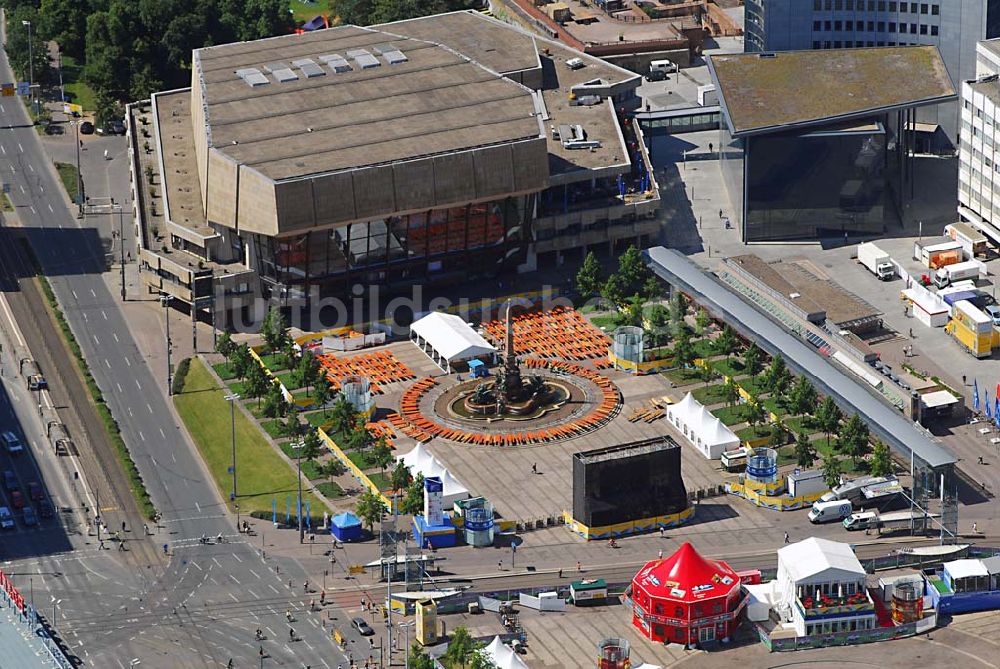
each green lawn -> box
[303,410,332,430]
[783,414,818,435]
[693,339,718,359]
[735,424,775,441]
[347,450,376,470]
[59,55,97,112]
[711,358,745,378]
[316,481,345,498]
[661,367,703,386]
[591,315,618,331]
[258,352,289,373]
[776,445,798,466]
[691,383,729,406]
[290,0,329,22]
[367,471,394,491]
[213,362,236,380]
[738,375,769,396]
[260,419,286,439]
[711,403,752,426]
[762,397,788,418]
[275,370,305,390]
[174,358,322,514]
[227,380,247,396]
[54,162,80,202]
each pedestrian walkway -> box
[0,602,71,668]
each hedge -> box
[171,357,191,396]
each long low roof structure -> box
[410,311,496,362]
[644,247,956,469]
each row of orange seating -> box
[482,306,609,361]
[394,367,622,447]
[317,350,415,394]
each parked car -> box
[351,617,374,636]
[43,123,64,135]
[10,490,24,509]
[986,304,1000,326]
[27,481,42,501]
[97,119,125,135]
[79,121,95,135]
[22,505,37,527]
[2,431,23,455]
[3,470,17,491]
[0,506,13,530]
[38,499,54,519]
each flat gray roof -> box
[195,24,541,181]
[980,38,1000,61]
[709,46,957,137]
[970,76,1000,107]
[645,247,956,469]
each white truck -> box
[857,242,894,280]
[842,509,937,533]
[808,499,853,524]
[933,259,984,288]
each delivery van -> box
[808,499,853,524]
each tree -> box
[601,273,626,309]
[575,251,604,298]
[215,331,235,359]
[280,411,303,439]
[643,275,661,301]
[763,355,791,397]
[7,5,53,90]
[743,342,763,379]
[296,350,321,392]
[300,428,323,466]
[408,643,435,669]
[262,381,288,418]
[694,307,711,334]
[788,376,817,416]
[400,473,425,514]
[715,325,738,360]
[444,626,479,668]
[371,436,394,476]
[838,414,870,466]
[870,439,892,478]
[260,305,288,353]
[312,375,333,414]
[617,293,644,328]
[668,291,688,334]
[745,399,765,436]
[231,343,252,381]
[38,0,88,60]
[470,649,500,669]
[815,396,843,448]
[355,490,387,531]
[823,456,843,489]
[617,245,651,296]
[329,396,358,435]
[322,458,346,482]
[244,362,270,407]
[795,431,816,468]
[722,378,740,407]
[347,425,373,452]
[390,461,412,492]
[672,330,695,368]
[767,418,788,447]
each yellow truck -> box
[946,300,999,358]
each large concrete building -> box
[958,38,1000,240]
[127,11,658,324]
[742,0,1000,148]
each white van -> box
[808,499,853,524]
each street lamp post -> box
[50,597,61,625]
[112,199,125,301]
[160,294,173,394]
[294,440,304,544]
[21,21,34,116]
[225,393,240,503]
[235,503,240,534]
[73,120,83,216]
[400,620,415,669]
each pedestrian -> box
[286,609,293,622]
[259,646,265,658]
[498,560,503,571]
[709,142,713,154]
[163,543,168,555]
[143,523,149,536]
[659,527,664,538]
[99,540,106,550]
[658,549,663,559]
[303,580,309,593]
[118,540,125,552]
[122,521,126,532]
[227,659,233,669]
[576,561,582,572]
[531,463,537,474]
[909,328,913,338]
[973,522,980,534]
[718,208,723,219]
[783,532,790,544]
[320,590,326,605]
[964,375,968,386]
[979,456,985,465]
[558,568,563,578]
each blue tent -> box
[330,512,363,542]
[468,359,489,378]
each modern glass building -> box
[710,47,957,242]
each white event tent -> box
[410,312,496,373]
[482,637,530,669]
[396,443,470,507]
[666,392,740,459]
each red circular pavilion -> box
[629,542,746,646]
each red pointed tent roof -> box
[632,542,741,603]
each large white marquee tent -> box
[666,392,740,459]
[397,443,470,507]
[410,312,496,373]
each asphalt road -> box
[0,18,360,668]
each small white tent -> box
[396,445,470,507]
[482,636,529,669]
[410,312,496,373]
[666,391,740,459]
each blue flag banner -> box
[974,379,980,412]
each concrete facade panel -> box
[274,179,316,233]
[511,139,551,192]
[237,167,278,236]
[351,165,396,220]
[433,152,476,204]
[191,73,209,213]
[313,172,357,230]
[206,150,237,227]
[472,145,516,200]
[391,159,436,212]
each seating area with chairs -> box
[316,350,415,394]
[482,306,610,361]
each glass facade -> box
[719,123,745,232]
[250,195,531,297]
[742,122,889,242]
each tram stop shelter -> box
[410,311,496,373]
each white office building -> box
[959,39,1000,240]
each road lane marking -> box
[93,334,99,345]
[127,406,132,416]
[195,502,201,513]
[146,403,152,414]
[0,294,26,347]
[135,379,142,390]
[90,289,96,297]
[28,205,34,214]
[82,313,87,322]
[38,185,42,192]
[47,203,52,212]
[104,359,110,369]
[212,558,223,568]
[138,430,145,441]
[27,164,33,172]
[0,145,5,155]
[190,561,202,570]
[18,184,23,193]
[228,592,238,602]
[268,584,279,594]
[116,382,122,393]
[170,452,176,463]
[71,290,78,300]
[101,310,107,320]
[232,553,242,563]
[17,142,22,152]
[112,332,119,343]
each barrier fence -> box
[0,569,73,669]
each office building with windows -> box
[958,39,1000,241]
[127,11,658,325]
[710,47,956,241]
[743,0,1000,147]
